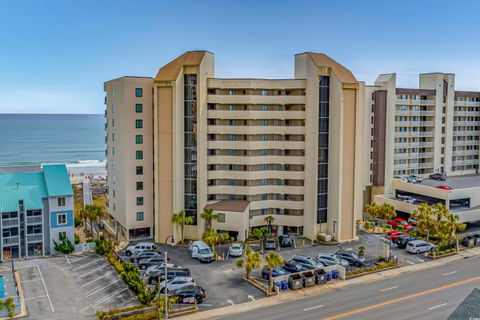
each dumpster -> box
[332,270,339,280]
[314,269,327,285]
[288,274,303,290]
[302,271,315,287]
[326,271,332,281]
[281,280,288,290]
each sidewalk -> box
[177,246,480,320]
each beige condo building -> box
[104,51,367,243]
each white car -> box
[125,242,156,257]
[229,243,243,257]
[406,240,435,254]
[146,263,182,274]
[159,276,195,293]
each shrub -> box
[95,237,114,256]
[74,216,82,228]
[74,233,81,245]
[118,312,159,320]
[54,235,75,254]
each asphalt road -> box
[217,255,480,320]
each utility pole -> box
[164,235,174,319]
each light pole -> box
[164,235,174,319]
[332,220,337,241]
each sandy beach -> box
[67,160,107,183]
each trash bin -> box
[332,270,339,280]
[302,271,315,287]
[281,280,288,290]
[314,269,327,285]
[288,274,303,290]
[274,281,282,289]
[326,271,332,281]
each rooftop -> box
[448,288,480,319]
[421,174,480,190]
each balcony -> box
[418,162,434,168]
[207,125,305,135]
[2,218,18,227]
[454,121,479,126]
[454,130,480,136]
[453,150,479,156]
[395,99,435,106]
[395,152,434,159]
[454,101,480,107]
[455,111,479,116]
[395,131,434,138]
[453,159,478,166]
[26,234,43,243]
[3,236,19,246]
[454,140,478,146]
[207,110,306,120]
[208,95,306,105]
[26,216,43,225]
[207,140,305,150]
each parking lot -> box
[15,253,136,320]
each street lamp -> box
[164,235,174,319]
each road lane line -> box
[79,264,109,278]
[323,276,480,320]
[86,279,121,297]
[37,265,55,312]
[406,260,414,265]
[428,303,447,310]
[380,286,398,292]
[81,271,116,287]
[303,305,324,312]
[442,271,457,276]
[72,258,103,271]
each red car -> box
[386,218,414,231]
[385,231,410,241]
[435,185,454,190]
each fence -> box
[74,242,96,252]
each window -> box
[57,213,67,225]
[112,147,115,156]
[135,120,143,128]
[136,166,143,175]
[136,151,143,160]
[59,231,66,240]
[260,120,268,126]
[112,133,115,141]
[135,88,143,97]
[136,181,143,191]
[135,103,143,113]
[217,213,225,223]
[135,135,143,144]
[57,197,66,207]
[136,212,144,221]
[112,119,115,127]
[136,197,144,206]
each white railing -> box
[418,162,434,168]
[3,236,19,246]
[26,216,42,225]
[454,130,480,136]
[453,150,479,156]
[454,101,480,107]
[2,218,18,227]
[455,111,479,116]
[26,234,43,243]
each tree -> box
[83,204,105,238]
[441,210,466,242]
[155,294,178,318]
[172,210,193,243]
[365,202,380,220]
[412,203,434,237]
[379,203,396,229]
[264,251,283,294]
[200,208,218,230]
[236,246,262,279]
[202,228,221,253]
[53,234,75,254]
[432,204,449,239]
[264,215,275,234]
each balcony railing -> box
[453,150,479,156]
[454,130,480,136]
[3,236,19,246]
[26,234,43,243]
[455,111,479,116]
[454,101,480,107]
[453,140,478,146]
[26,216,42,225]
[2,218,18,227]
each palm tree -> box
[202,228,220,254]
[365,202,380,220]
[264,251,283,294]
[442,211,466,243]
[264,215,275,234]
[379,203,396,229]
[200,208,218,230]
[171,210,193,243]
[432,203,449,239]
[412,203,433,237]
[236,247,262,279]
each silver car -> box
[316,253,349,267]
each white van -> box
[125,242,157,257]
[189,240,214,263]
[406,240,435,254]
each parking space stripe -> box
[72,258,103,271]
[81,271,116,287]
[119,297,136,307]
[93,288,127,306]
[37,265,55,312]
[21,279,42,284]
[79,264,110,278]
[69,254,93,263]
[86,279,121,297]
[25,295,48,301]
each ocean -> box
[0,114,106,175]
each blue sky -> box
[1,0,479,114]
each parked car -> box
[316,253,349,267]
[386,218,414,231]
[406,240,435,254]
[335,251,365,267]
[160,276,195,293]
[282,260,308,273]
[395,235,417,249]
[461,234,480,247]
[398,195,417,204]
[130,251,162,263]
[435,185,454,190]
[385,230,410,241]
[138,257,169,270]
[261,266,290,279]
[407,217,418,226]
[410,174,423,183]
[146,263,182,273]
[429,172,447,181]
[125,242,157,257]
[189,241,214,263]
[292,255,324,269]
[147,267,191,285]
[171,285,206,304]
[279,235,293,248]
[228,243,243,257]
[264,238,277,250]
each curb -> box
[176,246,480,320]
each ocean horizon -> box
[0,113,106,167]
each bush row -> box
[347,260,399,276]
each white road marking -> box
[303,305,324,312]
[442,270,457,276]
[119,297,136,307]
[197,304,213,307]
[93,288,127,306]
[406,260,415,265]
[21,279,42,283]
[79,264,110,278]
[37,265,55,312]
[25,295,48,301]
[227,299,235,306]
[380,286,398,292]
[86,279,121,297]
[247,295,255,301]
[65,255,70,264]
[416,258,425,263]
[428,303,447,310]
[69,254,93,263]
[81,271,116,287]
[72,258,103,271]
